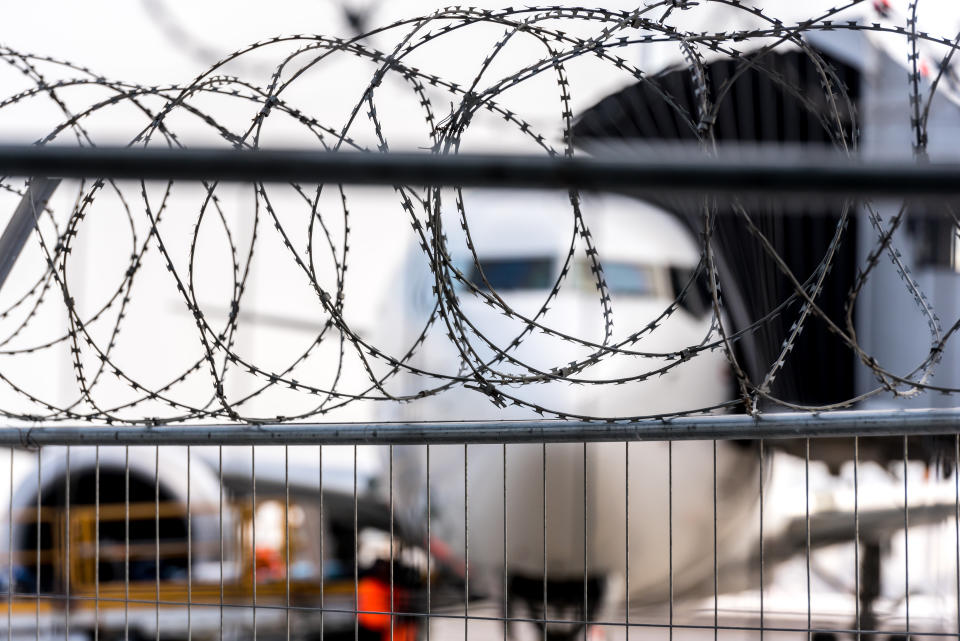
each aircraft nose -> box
[415,295,729,420]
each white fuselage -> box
[380,190,762,602]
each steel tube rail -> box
[1,408,959,447]
[1,145,960,197]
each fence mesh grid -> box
[1,430,959,641]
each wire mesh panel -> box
[0,426,958,641]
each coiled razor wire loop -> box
[1,2,960,423]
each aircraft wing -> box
[759,502,957,565]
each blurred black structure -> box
[575,48,863,409]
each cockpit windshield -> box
[467,257,554,291]
[573,260,657,297]
[462,257,680,302]
[599,261,656,296]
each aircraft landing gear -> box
[506,575,604,641]
[858,541,881,635]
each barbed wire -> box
[0,1,958,424]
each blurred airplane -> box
[378,188,960,640]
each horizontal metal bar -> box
[1,408,958,446]
[5,590,952,638]
[0,145,959,197]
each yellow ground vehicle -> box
[0,449,449,641]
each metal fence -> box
[5,0,960,635]
[0,410,958,641]
[0,142,959,641]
